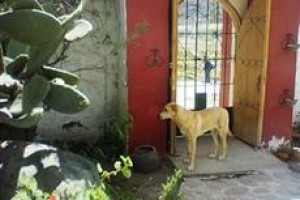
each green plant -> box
[100,114,133,160]
[11,172,51,200]
[87,156,133,200]
[159,169,183,200]
[98,155,133,181]
[79,156,133,200]
[0,0,92,129]
[49,114,132,165]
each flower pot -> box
[275,151,291,162]
[292,148,300,161]
[132,145,161,173]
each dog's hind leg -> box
[218,130,228,160]
[188,137,197,171]
[208,130,219,159]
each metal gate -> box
[176,0,236,110]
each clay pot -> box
[275,151,292,162]
[132,145,161,173]
[292,149,300,161]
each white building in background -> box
[293,25,300,124]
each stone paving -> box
[181,165,300,200]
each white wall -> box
[293,25,300,124]
[37,0,127,141]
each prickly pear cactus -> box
[0,0,92,128]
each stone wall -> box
[37,0,127,141]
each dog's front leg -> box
[208,131,218,159]
[184,136,190,163]
[188,137,197,171]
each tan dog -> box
[160,102,231,170]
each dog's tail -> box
[228,130,234,138]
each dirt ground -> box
[112,157,175,200]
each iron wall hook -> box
[279,89,298,106]
[282,33,300,51]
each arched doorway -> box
[169,0,270,154]
[169,0,239,154]
[175,0,236,110]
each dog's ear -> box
[170,104,177,113]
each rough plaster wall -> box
[37,0,127,141]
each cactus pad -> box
[0,9,62,46]
[5,0,43,10]
[44,81,90,114]
[22,41,61,77]
[0,0,92,129]
[22,74,50,113]
[42,66,80,86]
[6,39,29,59]
[5,54,28,78]
[6,107,44,128]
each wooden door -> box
[233,0,270,146]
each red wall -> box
[220,13,232,107]
[127,0,170,153]
[262,0,300,143]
